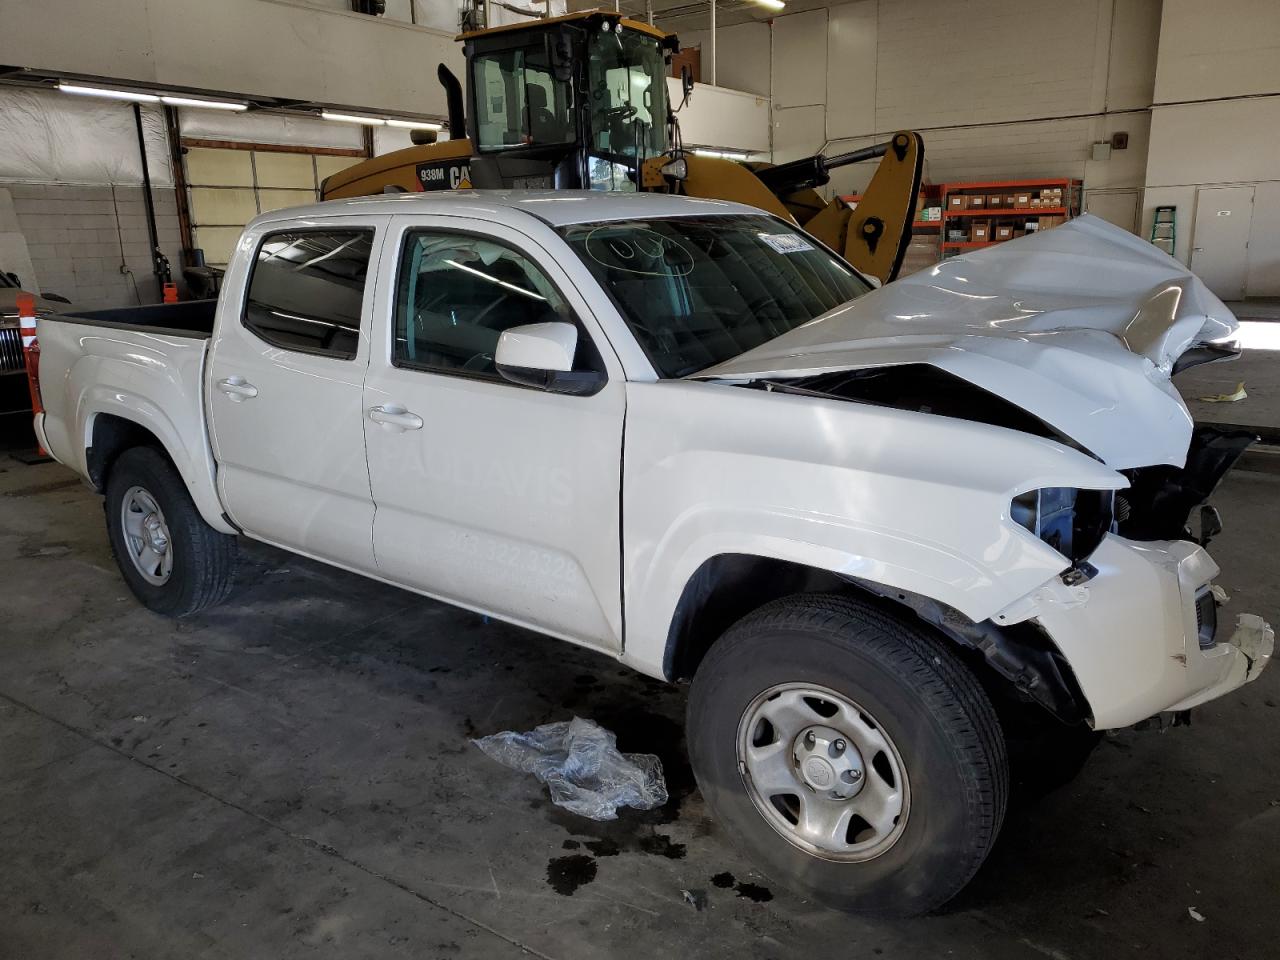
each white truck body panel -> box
[205,213,390,571]
[36,320,233,534]
[34,191,1272,731]
[697,216,1235,470]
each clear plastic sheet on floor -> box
[473,716,668,820]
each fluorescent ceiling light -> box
[385,118,444,131]
[322,111,385,125]
[753,0,786,9]
[693,148,752,161]
[160,95,248,111]
[58,82,159,103]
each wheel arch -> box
[661,553,1091,726]
[84,407,234,535]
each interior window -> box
[587,30,668,166]
[243,230,373,359]
[394,231,585,379]
[472,47,573,151]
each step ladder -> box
[1150,205,1176,254]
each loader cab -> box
[461,12,674,191]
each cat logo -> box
[415,160,472,191]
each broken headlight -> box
[1011,487,1115,563]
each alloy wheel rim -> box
[120,485,174,586]
[737,682,910,861]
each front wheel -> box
[104,446,237,617]
[687,594,1008,916]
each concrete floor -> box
[2,449,1279,960]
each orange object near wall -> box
[16,292,47,455]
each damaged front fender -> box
[1118,425,1257,542]
[850,577,1091,724]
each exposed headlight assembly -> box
[1011,487,1115,567]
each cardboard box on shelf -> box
[900,237,940,276]
[947,194,969,210]
[988,194,1004,208]
[1013,192,1032,208]
[968,195,986,209]
[994,224,1015,241]
[1037,215,1066,230]
[970,220,992,241]
[1005,194,1018,207]
[1030,197,1042,208]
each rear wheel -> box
[687,593,1008,916]
[104,446,237,617]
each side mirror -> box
[495,321,605,396]
[681,64,694,101]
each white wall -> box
[693,0,1161,200]
[0,0,464,119]
[1153,0,1280,103]
[1141,0,1280,293]
[678,22,771,97]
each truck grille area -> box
[0,327,23,373]
[1195,588,1218,650]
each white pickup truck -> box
[35,191,1273,915]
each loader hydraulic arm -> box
[673,132,924,284]
[782,133,924,285]
[752,141,900,197]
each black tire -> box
[687,593,1008,917]
[1002,706,1101,799]
[104,446,237,617]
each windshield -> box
[588,29,668,171]
[472,45,574,151]
[559,215,872,378]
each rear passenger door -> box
[362,215,626,650]
[207,216,387,571]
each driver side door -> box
[362,215,627,650]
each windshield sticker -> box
[583,226,696,278]
[758,233,814,254]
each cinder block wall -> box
[5,183,184,310]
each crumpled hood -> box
[694,215,1238,469]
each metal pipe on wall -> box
[710,0,717,86]
[131,102,171,296]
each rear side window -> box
[243,229,374,359]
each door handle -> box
[1192,247,1204,252]
[216,376,258,401]
[368,404,423,432]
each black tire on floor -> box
[686,593,1008,917]
[104,445,237,617]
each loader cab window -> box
[587,29,668,170]
[472,47,574,152]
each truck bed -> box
[56,299,218,338]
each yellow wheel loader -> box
[321,10,924,284]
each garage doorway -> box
[1190,185,1255,300]
[181,142,365,267]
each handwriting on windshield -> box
[582,226,695,278]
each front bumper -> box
[1031,535,1273,729]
